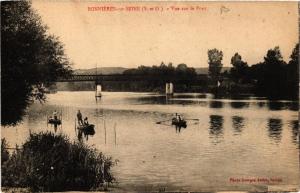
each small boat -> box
[172,118,187,128]
[48,118,61,125]
[77,124,95,135]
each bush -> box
[1,132,115,191]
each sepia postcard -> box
[1,1,299,192]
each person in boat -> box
[53,110,58,120]
[173,113,183,122]
[174,113,181,121]
[84,117,89,125]
[175,113,178,121]
[77,110,83,125]
[178,115,182,121]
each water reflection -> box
[175,94,207,99]
[175,125,185,133]
[230,102,249,109]
[288,102,299,111]
[76,125,96,141]
[267,101,285,111]
[47,121,62,133]
[53,124,58,133]
[232,116,245,135]
[209,115,224,143]
[257,102,265,108]
[212,94,252,100]
[267,118,283,143]
[94,108,104,118]
[209,101,223,108]
[288,120,299,144]
[134,95,167,104]
[165,96,175,105]
[133,94,210,106]
[267,101,299,111]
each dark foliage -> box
[249,46,298,99]
[123,62,198,92]
[1,132,115,191]
[286,44,299,98]
[227,45,299,99]
[258,46,287,97]
[1,1,72,126]
[230,53,249,83]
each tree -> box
[286,43,299,98]
[230,53,249,83]
[176,63,188,71]
[258,46,287,97]
[208,49,223,83]
[1,1,72,125]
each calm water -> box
[2,91,299,191]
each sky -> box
[32,1,298,69]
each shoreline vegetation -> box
[1,132,116,192]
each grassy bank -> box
[1,132,116,192]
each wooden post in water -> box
[75,118,77,135]
[60,110,63,129]
[114,123,117,146]
[104,120,107,144]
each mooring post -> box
[104,120,107,145]
[114,123,117,146]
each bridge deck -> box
[58,74,208,83]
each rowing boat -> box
[77,124,95,135]
[171,118,187,128]
[48,118,61,125]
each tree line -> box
[207,45,299,99]
[122,44,298,99]
[123,62,197,80]
[123,63,200,92]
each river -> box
[2,91,299,191]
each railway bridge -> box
[57,74,208,83]
[57,74,209,95]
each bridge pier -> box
[95,84,102,98]
[166,82,174,96]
